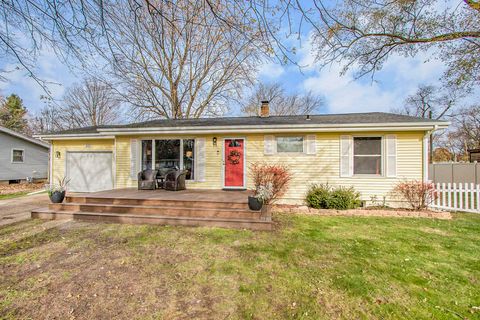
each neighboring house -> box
[468,149,480,162]
[36,103,449,205]
[0,126,50,183]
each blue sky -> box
[0,29,449,117]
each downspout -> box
[423,125,438,182]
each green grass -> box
[0,213,479,319]
[0,191,31,200]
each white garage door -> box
[66,152,114,192]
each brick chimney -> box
[260,100,270,117]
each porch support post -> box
[152,139,156,170]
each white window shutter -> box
[196,138,206,182]
[306,135,316,155]
[130,139,138,180]
[264,135,275,155]
[340,135,353,177]
[386,134,397,177]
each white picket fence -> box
[430,182,480,213]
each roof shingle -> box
[43,112,447,135]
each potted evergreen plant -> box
[46,177,70,203]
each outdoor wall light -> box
[213,137,217,146]
[55,151,61,159]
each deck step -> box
[49,203,260,220]
[31,209,272,231]
[65,196,249,210]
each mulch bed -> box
[274,205,452,220]
[0,182,45,195]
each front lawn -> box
[0,213,479,319]
[0,191,31,200]
[0,182,45,200]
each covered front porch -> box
[32,188,272,230]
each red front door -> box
[224,139,245,188]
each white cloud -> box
[297,34,317,72]
[301,50,446,114]
[257,60,285,80]
[304,65,397,113]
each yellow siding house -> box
[38,106,448,206]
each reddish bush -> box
[249,162,292,204]
[393,180,437,210]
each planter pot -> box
[248,196,263,211]
[49,191,66,203]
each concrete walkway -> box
[0,193,50,227]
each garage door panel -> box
[67,152,113,192]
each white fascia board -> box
[36,122,449,139]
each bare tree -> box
[394,85,456,120]
[87,0,264,119]
[0,1,273,101]
[260,0,480,94]
[61,79,123,127]
[29,96,63,134]
[241,82,323,116]
[30,79,123,133]
[451,105,480,155]
[6,0,478,96]
[394,84,458,162]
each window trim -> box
[140,138,196,181]
[276,136,304,154]
[11,148,25,164]
[352,136,384,177]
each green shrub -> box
[325,187,361,210]
[305,184,331,209]
[305,185,361,210]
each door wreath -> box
[227,150,242,165]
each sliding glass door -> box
[141,139,195,180]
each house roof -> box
[0,126,50,148]
[37,112,449,139]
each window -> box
[277,137,303,153]
[12,149,24,163]
[141,139,195,180]
[353,137,382,175]
[155,139,180,170]
[183,139,195,180]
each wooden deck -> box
[32,188,272,230]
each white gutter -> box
[34,134,116,140]
[98,121,450,132]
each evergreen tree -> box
[0,94,29,133]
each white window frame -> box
[140,138,196,181]
[11,148,25,163]
[352,136,383,176]
[276,136,304,153]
